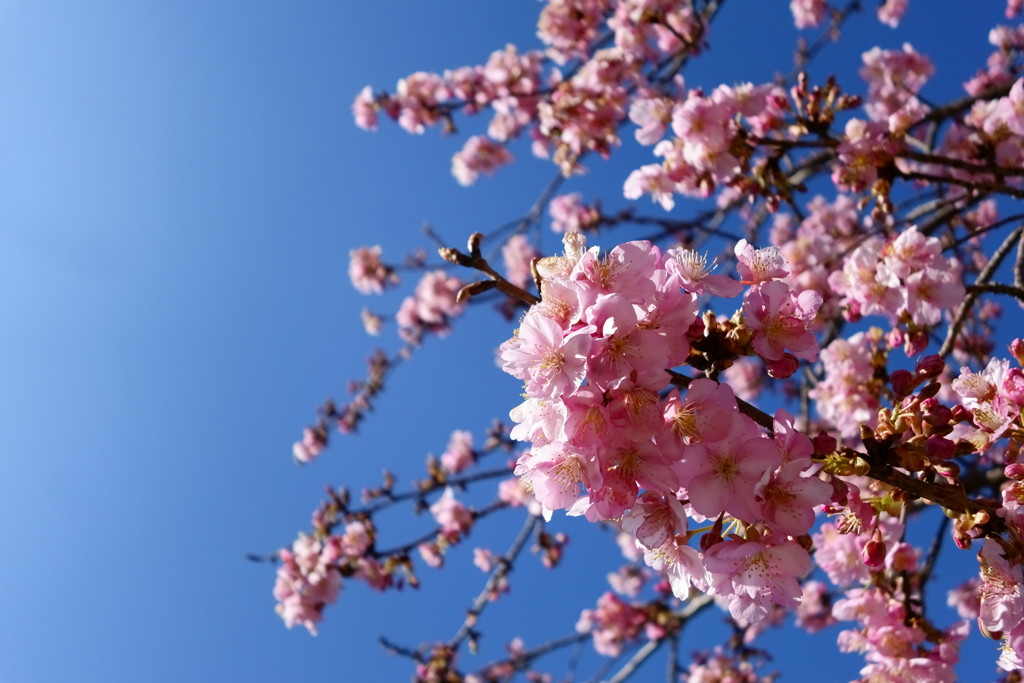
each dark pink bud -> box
[920,398,952,426]
[813,431,837,455]
[904,330,928,357]
[843,301,862,322]
[926,435,956,460]
[1011,338,1024,367]
[1005,463,1024,480]
[766,353,799,379]
[889,369,916,397]
[861,530,886,568]
[950,404,972,422]
[915,354,944,379]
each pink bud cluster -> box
[499,233,831,622]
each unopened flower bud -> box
[813,432,837,455]
[1005,463,1024,480]
[920,398,952,426]
[889,369,916,397]
[766,353,799,379]
[904,330,928,356]
[926,435,956,460]
[861,529,886,568]
[918,381,941,400]
[934,461,960,479]
[1011,338,1024,367]
[915,354,944,379]
[1003,368,1024,406]
[886,327,904,349]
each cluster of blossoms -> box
[951,354,1024,454]
[809,331,885,440]
[352,1,744,185]
[809,505,969,680]
[575,591,649,657]
[499,232,832,623]
[396,270,466,343]
[348,245,397,295]
[860,43,933,123]
[828,225,965,333]
[289,3,1024,679]
[768,194,863,325]
[273,519,385,635]
[965,23,1024,96]
[548,192,601,234]
[624,81,789,208]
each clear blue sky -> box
[0,2,1013,681]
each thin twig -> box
[940,225,1024,356]
[449,513,544,649]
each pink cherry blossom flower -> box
[501,233,539,290]
[452,135,514,186]
[659,379,738,448]
[755,459,832,536]
[576,592,647,657]
[620,491,688,550]
[790,0,828,28]
[440,430,475,474]
[352,85,379,130]
[978,540,1024,634]
[591,435,680,519]
[348,245,395,294]
[665,247,744,297]
[735,239,788,284]
[680,413,782,523]
[499,309,593,399]
[643,537,708,599]
[742,281,822,362]
[430,487,474,539]
[812,521,871,587]
[877,0,908,27]
[549,193,601,234]
[514,442,594,514]
[704,537,811,623]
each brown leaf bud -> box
[456,279,497,302]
